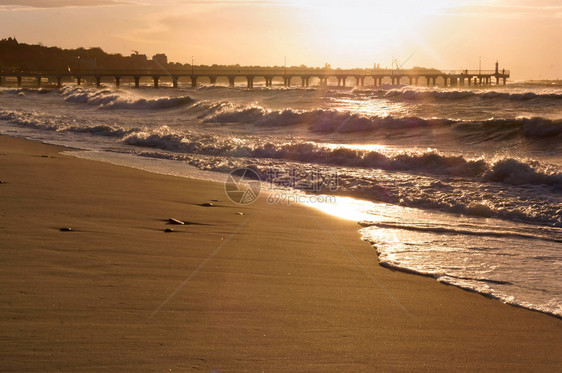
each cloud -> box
[0,0,130,8]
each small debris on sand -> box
[164,228,174,233]
[168,218,185,225]
[60,227,72,232]
[235,212,244,216]
[199,202,214,207]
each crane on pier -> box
[391,52,416,72]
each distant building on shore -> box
[152,53,168,66]
[130,52,148,65]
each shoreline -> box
[0,135,560,371]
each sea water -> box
[1,80,560,317]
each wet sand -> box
[0,135,560,371]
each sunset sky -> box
[0,0,560,80]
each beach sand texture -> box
[0,136,560,371]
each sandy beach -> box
[0,135,560,371]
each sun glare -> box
[295,0,490,67]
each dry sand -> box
[0,135,560,371]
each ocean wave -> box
[0,109,138,137]
[1,87,56,93]
[384,88,562,102]
[60,86,195,110]
[121,127,562,188]
[453,117,562,139]
[3,109,559,189]
[205,106,452,132]
[205,105,562,140]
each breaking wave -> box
[3,108,559,190]
[206,106,562,140]
[383,89,562,102]
[120,126,562,188]
[60,86,195,109]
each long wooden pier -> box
[0,63,509,89]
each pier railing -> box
[0,68,510,77]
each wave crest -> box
[60,86,195,109]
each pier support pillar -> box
[56,76,62,89]
[134,76,140,88]
[443,77,448,87]
[172,76,179,88]
[425,76,431,86]
[153,76,159,88]
[341,76,346,87]
[228,76,235,88]
[95,76,102,87]
[191,76,197,88]
[302,76,307,87]
[76,76,82,86]
[16,76,22,87]
[115,76,120,88]
[503,77,507,85]
[36,75,42,88]
[247,76,254,89]
[210,76,217,85]
[355,76,360,86]
[264,76,273,87]
[284,76,291,87]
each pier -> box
[0,62,509,89]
